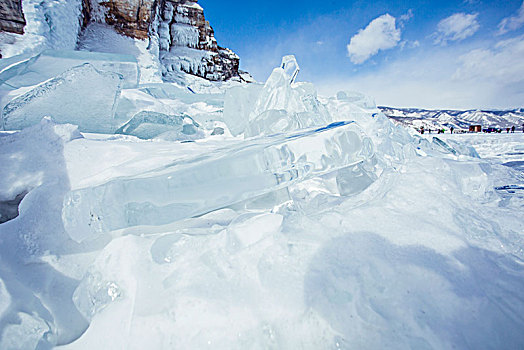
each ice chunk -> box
[245,83,332,138]
[1,63,123,133]
[211,127,225,135]
[138,83,224,106]
[432,137,480,157]
[0,53,40,88]
[114,84,224,132]
[62,121,374,242]
[0,50,139,90]
[244,81,332,137]
[222,83,264,136]
[296,82,332,122]
[442,138,480,158]
[336,162,377,196]
[73,272,123,321]
[329,90,382,131]
[251,66,299,118]
[222,56,331,137]
[246,110,298,137]
[281,55,300,84]
[115,111,201,140]
[0,313,52,350]
[336,91,377,110]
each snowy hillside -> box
[1,1,524,349]
[380,106,524,131]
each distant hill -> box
[379,107,524,131]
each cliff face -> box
[0,0,244,82]
[89,0,241,81]
[89,0,154,39]
[154,0,240,81]
[0,0,26,34]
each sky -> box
[199,0,524,110]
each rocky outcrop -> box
[81,0,92,29]
[0,0,26,34]
[154,0,240,81]
[87,0,242,81]
[89,0,154,39]
[0,0,245,82]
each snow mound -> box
[0,54,523,349]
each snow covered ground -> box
[1,7,523,345]
[439,132,524,170]
[1,115,523,348]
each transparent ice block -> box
[115,111,200,140]
[62,121,373,242]
[0,50,138,90]
[1,63,123,133]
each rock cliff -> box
[154,0,240,81]
[88,0,243,81]
[0,0,245,82]
[0,0,26,34]
[89,0,154,39]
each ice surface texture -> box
[115,111,202,140]
[0,53,41,88]
[0,50,139,91]
[1,63,123,133]
[62,121,374,242]
[0,119,88,349]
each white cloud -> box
[399,9,414,24]
[399,40,419,50]
[434,13,480,45]
[319,35,524,109]
[346,14,401,64]
[498,1,524,34]
[454,35,524,84]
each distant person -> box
[428,129,431,134]
[507,128,510,133]
[450,127,454,134]
[420,126,425,134]
[511,126,515,133]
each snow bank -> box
[0,54,523,349]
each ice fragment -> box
[0,50,139,90]
[281,55,300,84]
[1,63,123,133]
[115,111,200,140]
[222,84,263,136]
[222,56,330,138]
[62,121,373,242]
[73,272,123,321]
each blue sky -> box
[200,0,524,109]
